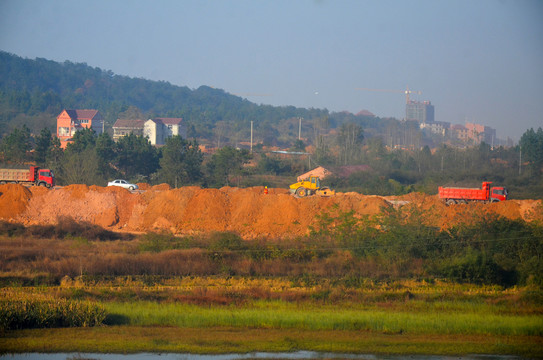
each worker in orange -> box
[264,186,268,194]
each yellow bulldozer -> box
[289,176,335,197]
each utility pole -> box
[298,117,302,140]
[250,121,253,153]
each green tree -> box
[45,136,64,181]
[114,133,158,179]
[95,132,116,180]
[62,128,106,185]
[206,146,251,187]
[413,145,433,174]
[62,148,104,185]
[158,135,203,187]
[520,127,543,174]
[65,128,96,153]
[291,139,306,152]
[34,128,52,166]
[257,153,288,174]
[0,125,32,164]
[336,122,364,165]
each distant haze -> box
[1,0,542,141]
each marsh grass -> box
[103,300,543,336]
[0,298,106,330]
[2,326,540,356]
[1,279,542,356]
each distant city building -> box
[450,124,470,142]
[56,109,104,148]
[420,121,450,136]
[465,122,496,145]
[112,117,186,145]
[406,100,434,123]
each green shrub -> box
[0,299,106,330]
[209,231,246,251]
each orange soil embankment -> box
[0,184,541,238]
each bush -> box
[0,299,106,330]
[0,220,25,237]
[138,232,178,253]
[438,249,514,285]
[2,217,129,241]
[209,232,246,251]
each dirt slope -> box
[0,184,541,238]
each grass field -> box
[1,277,542,357]
[2,327,541,356]
[103,300,542,335]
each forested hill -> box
[0,51,327,135]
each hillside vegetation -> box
[1,51,542,198]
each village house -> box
[112,119,146,141]
[112,117,186,145]
[56,109,104,148]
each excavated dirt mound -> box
[0,184,32,219]
[1,184,541,238]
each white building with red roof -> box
[113,117,186,145]
[112,119,146,141]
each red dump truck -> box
[438,181,508,205]
[0,166,55,188]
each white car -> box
[107,179,138,190]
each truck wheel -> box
[296,187,307,197]
[459,200,467,204]
[39,182,46,187]
[129,186,135,190]
[446,199,456,206]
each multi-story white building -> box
[420,121,450,136]
[112,117,186,145]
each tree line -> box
[0,124,541,199]
[0,126,252,188]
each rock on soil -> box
[0,184,541,239]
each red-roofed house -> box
[56,109,104,148]
[112,119,146,141]
[112,117,186,145]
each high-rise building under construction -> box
[406,100,434,123]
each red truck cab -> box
[30,166,55,187]
[490,186,508,202]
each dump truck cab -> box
[31,166,55,187]
[490,187,508,202]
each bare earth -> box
[0,183,541,239]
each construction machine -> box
[289,176,335,197]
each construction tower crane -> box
[355,85,422,104]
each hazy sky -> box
[1,0,542,140]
